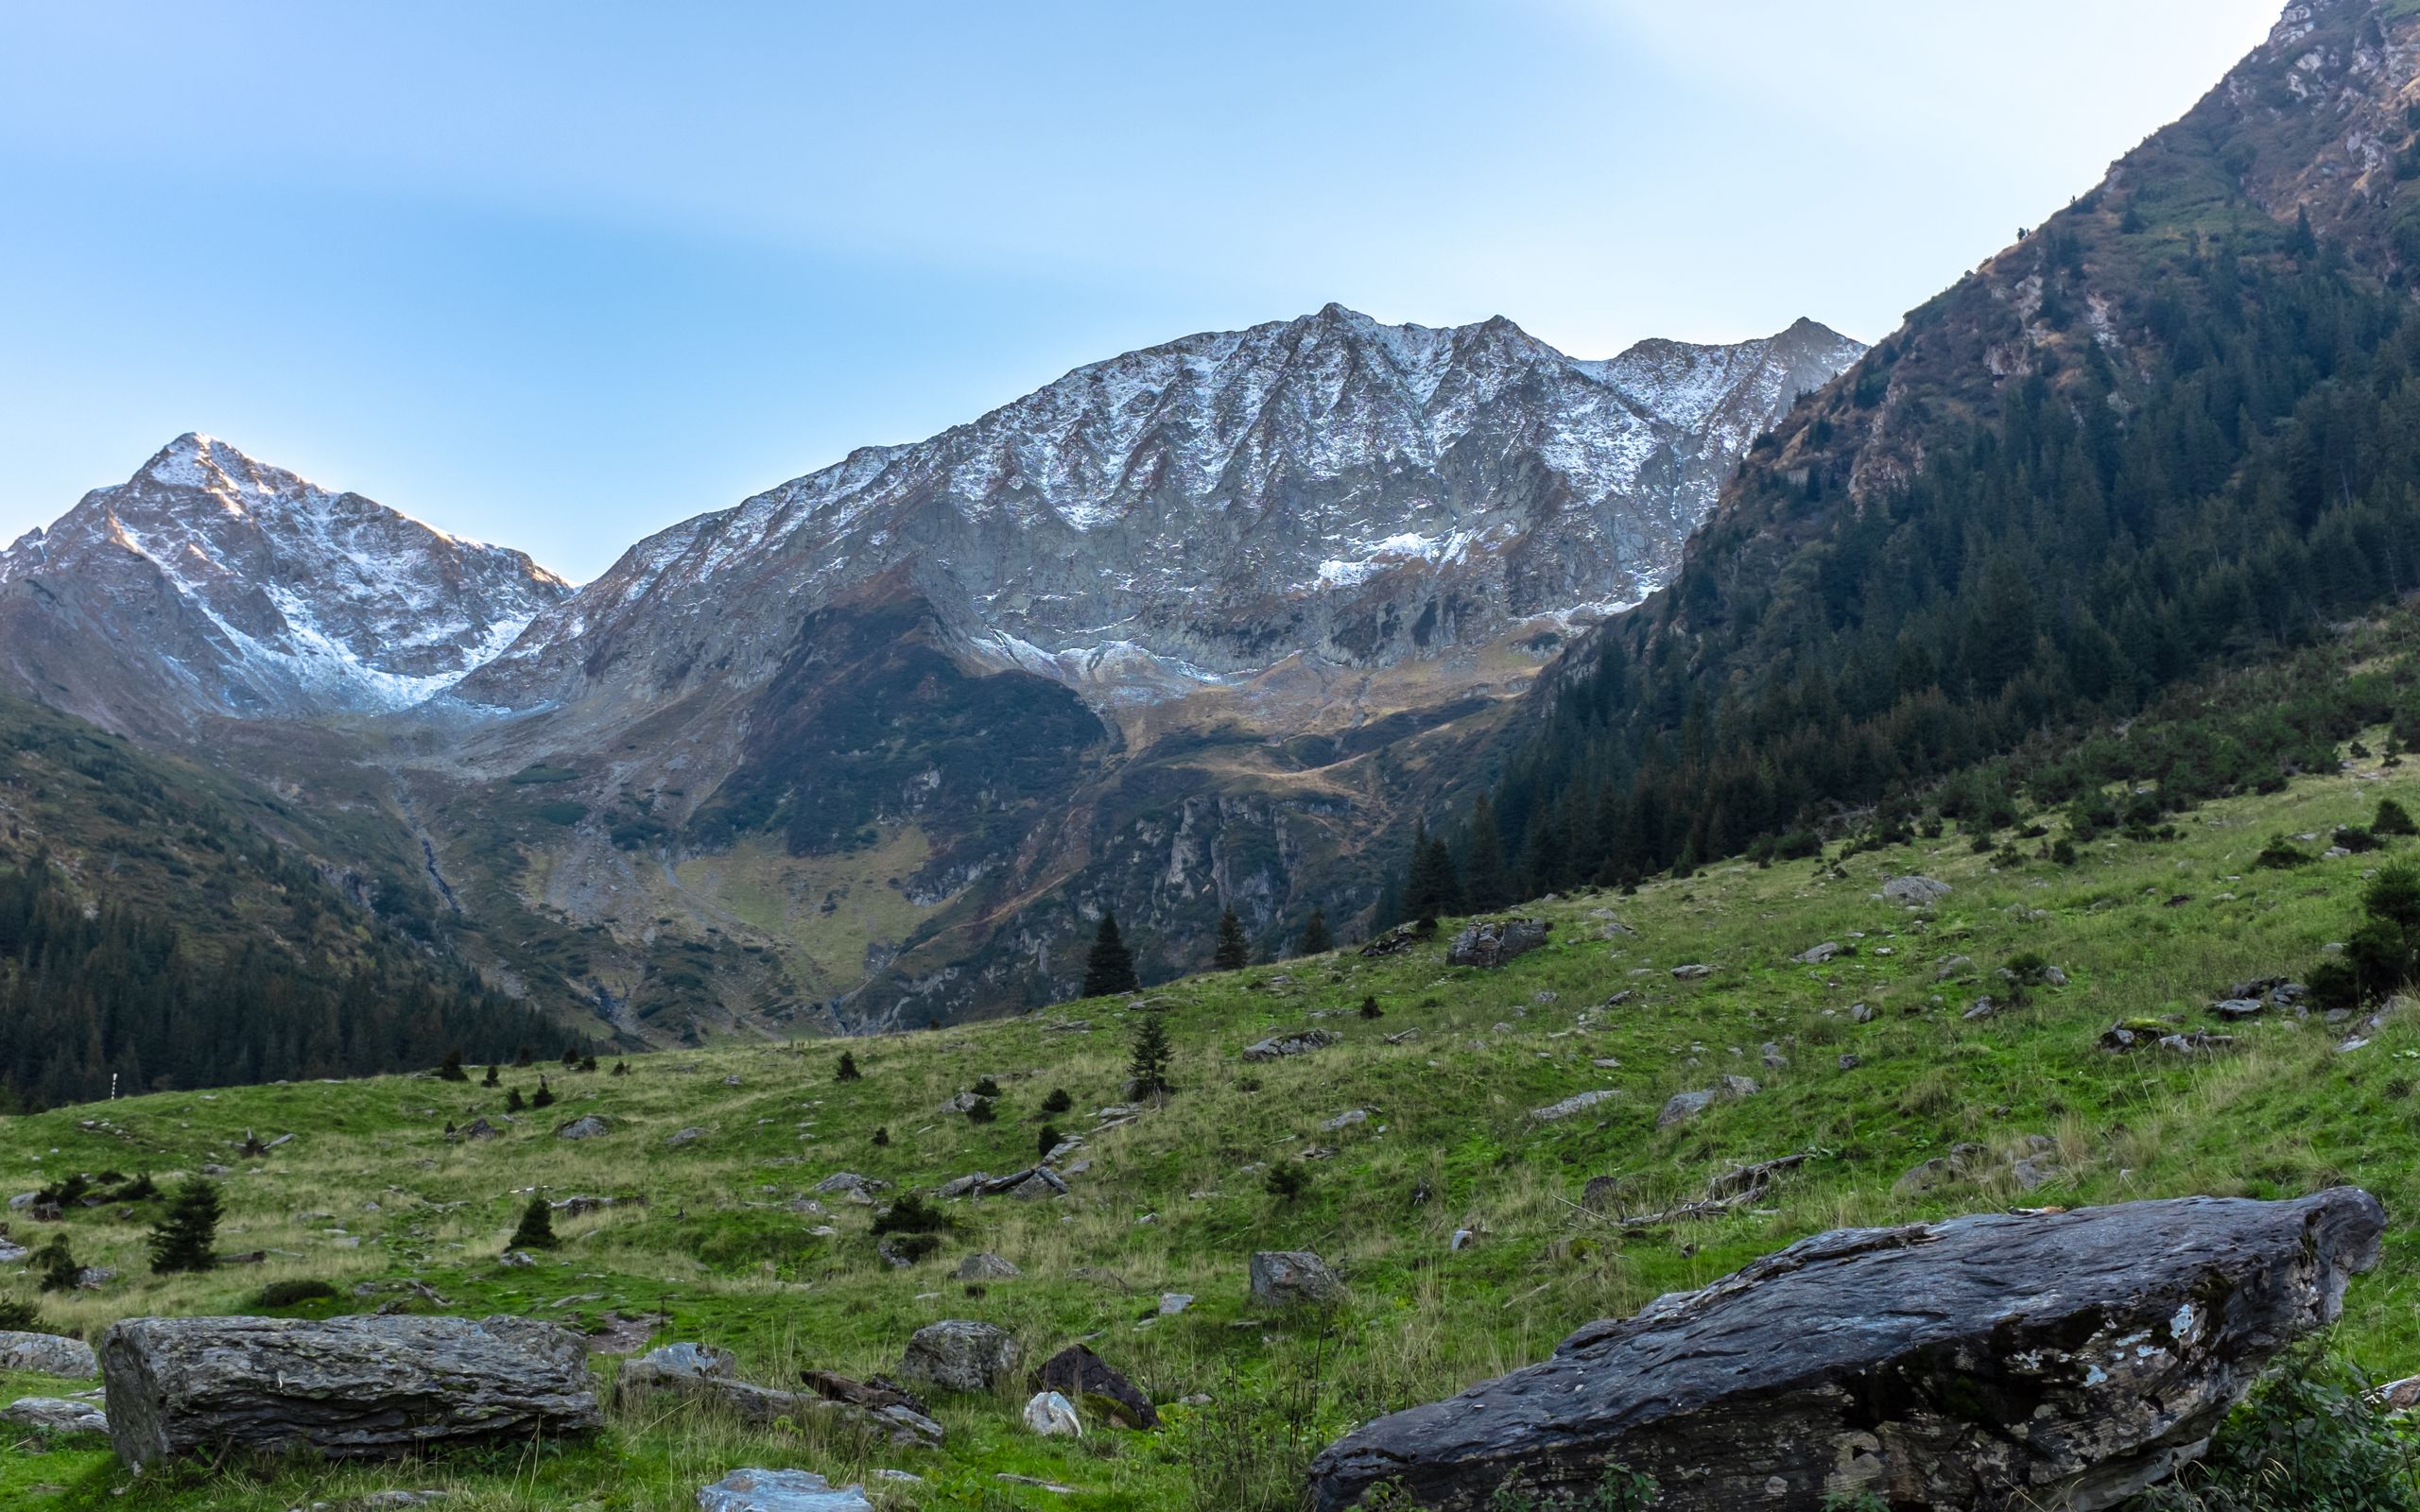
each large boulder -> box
[1446,919,1549,969]
[1882,875,1952,907]
[0,1330,96,1376]
[100,1314,599,1467]
[1308,1189,2385,1512]
[618,1343,942,1450]
[1250,1250,1346,1308]
[898,1320,1021,1394]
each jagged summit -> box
[0,435,572,731]
[463,306,1862,709]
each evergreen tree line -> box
[0,859,556,1110]
[1426,223,2420,901]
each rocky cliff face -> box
[461,306,1859,713]
[0,435,570,734]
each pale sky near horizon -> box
[1,0,2286,580]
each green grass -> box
[6,746,2420,1508]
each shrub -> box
[1128,1010,1175,1100]
[1359,995,1384,1019]
[482,1064,501,1087]
[506,1087,527,1113]
[2377,798,2419,836]
[508,1195,559,1252]
[2255,835,2313,869]
[531,1078,556,1109]
[1038,1125,1063,1160]
[2132,1350,2420,1510]
[33,1235,78,1293]
[1265,1163,1310,1201]
[0,1295,46,1332]
[836,1051,863,1082]
[2336,826,2383,854]
[2050,838,2080,866]
[971,1076,1002,1098]
[252,1278,340,1309]
[882,1231,942,1264]
[147,1178,223,1275]
[1040,1088,1073,1115]
[872,1194,951,1237]
[872,1126,890,1146]
[964,1096,997,1125]
[437,1047,469,1082]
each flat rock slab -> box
[0,1331,96,1377]
[1310,1189,2384,1512]
[618,1346,942,1450]
[100,1314,600,1467]
[4,1395,109,1434]
[695,1468,873,1512]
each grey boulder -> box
[1883,875,1952,907]
[899,1319,1021,1393]
[1308,1188,2385,1512]
[1250,1249,1346,1308]
[100,1314,599,1467]
[695,1468,874,1512]
[0,1331,97,1377]
[554,1114,611,1140]
[1242,1029,1340,1062]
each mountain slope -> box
[409,308,1856,1028]
[0,434,571,735]
[1477,0,2420,894]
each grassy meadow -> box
[7,744,2420,1509]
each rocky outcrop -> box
[1446,919,1549,969]
[1242,1029,1340,1062]
[99,1314,600,1467]
[1308,1189,2386,1512]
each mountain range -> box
[0,310,1859,1038]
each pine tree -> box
[1083,912,1140,997]
[482,1064,501,1088]
[1127,1009,1173,1100]
[437,1047,468,1082]
[531,1076,555,1109]
[1213,909,1250,971]
[1406,831,1462,924]
[1462,795,1510,913]
[147,1177,222,1275]
[33,1234,78,1293]
[508,1194,558,1252]
[836,1050,863,1082]
[1296,907,1332,956]
[506,1087,527,1113]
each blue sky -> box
[1,0,2284,580]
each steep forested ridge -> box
[1470,0,2420,893]
[0,693,556,1108]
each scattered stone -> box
[1934,955,1976,982]
[1791,942,1842,965]
[1242,1029,1340,1062]
[1838,1054,1863,1071]
[621,1347,942,1450]
[1358,925,1425,957]
[2209,999,2268,1022]
[1759,1042,1787,1070]
[875,1237,928,1269]
[1883,875,1953,907]
[553,1115,610,1141]
[1023,1389,1082,1436]
[1158,1293,1194,1316]
[1850,1003,1875,1023]
[498,1249,538,1268]
[1307,1189,2387,1512]
[1322,1108,1371,1130]
[0,1331,97,1377]
[666,1127,708,1148]
[1669,964,1714,980]
[100,1314,600,1467]
[3,1395,107,1434]
[955,1252,1022,1281]
[813,1173,890,1199]
[1656,1090,1717,1127]
[899,1320,1021,1394]
[1250,1250,1346,1308]
[1530,1090,1619,1123]
[454,1118,503,1141]
[694,1468,875,1512]
[1037,1342,1160,1429]
[1445,919,1550,968]
[1581,1176,1623,1213]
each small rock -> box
[1656,1090,1717,1127]
[1322,1109,1371,1130]
[1242,1029,1340,1062]
[899,1320,1021,1393]
[1159,1293,1194,1315]
[1529,1090,1619,1123]
[1837,1054,1863,1071]
[666,1127,708,1148]
[1791,942,1841,965]
[1023,1389,1082,1436]
[1669,964,1714,980]
[554,1115,610,1141]
[955,1252,1022,1281]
